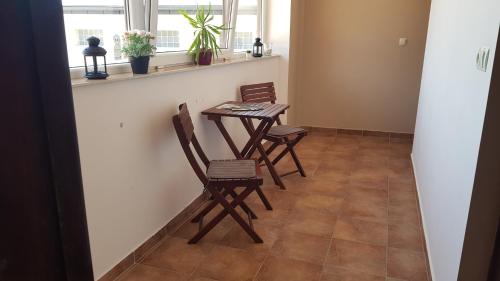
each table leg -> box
[255,138,286,189]
[214,119,243,159]
[240,118,286,189]
[240,120,267,158]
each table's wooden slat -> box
[201,102,289,120]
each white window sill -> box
[71,54,280,88]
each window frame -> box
[67,0,263,79]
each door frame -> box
[458,26,500,281]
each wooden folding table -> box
[202,101,290,189]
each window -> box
[76,29,103,46]
[234,31,253,51]
[62,0,127,67]
[234,0,260,52]
[156,30,180,50]
[62,0,263,72]
[155,0,226,53]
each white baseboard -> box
[411,153,436,281]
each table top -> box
[201,101,289,120]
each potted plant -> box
[180,5,228,65]
[122,30,156,74]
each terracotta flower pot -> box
[130,56,150,74]
[198,50,213,65]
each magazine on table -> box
[217,103,264,111]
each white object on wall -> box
[476,47,491,72]
[399,37,408,47]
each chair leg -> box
[255,186,273,210]
[258,142,279,164]
[191,189,229,223]
[189,184,262,244]
[226,188,258,219]
[270,135,306,177]
[271,146,290,166]
[289,145,306,177]
[220,189,263,243]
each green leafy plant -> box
[180,5,228,64]
[122,30,156,58]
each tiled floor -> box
[117,132,430,281]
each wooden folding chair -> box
[241,82,308,178]
[172,103,272,244]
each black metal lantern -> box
[253,37,263,57]
[83,36,109,79]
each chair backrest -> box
[240,82,277,104]
[241,82,282,125]
[172,103,210,185]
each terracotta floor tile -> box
[327,146,359,157]
[349,174,388,191]
[255,255,323,281]
[316,158,353,174]
[335,135,362,143]
[324,149,358,160]
[324,239,386,277]
[218,221,281,254]
[284,208,337,238]
[246,202,291,227]
[172,218,234,244]
[313,172,351,185]
[387,144,412,158]
[117,264,189,281]
[389,176,416,192]
[387,247,428,281]
[247,187,299,210]
[172,204,236,244]
[295,143,329,155]
[334,217,388,246]
[302,179,349,197]
[357,148,390,159]
[388,205,420,226]
[388,223,423,252]
[193,245,266,281]
[350,159,387,172]
[341,198,388,224]
[386,159,412,177]
[348,187,388,205]
[276,157,321,176]
[320,268,386,281]
[389,190,417,207]
[271,231,331,264]
[140,236,213,274]
[188,277,219,281]
[294,194,344,214]
[359,135,389,146]
[351,167,389,181]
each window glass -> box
[234,31,253,50]
[234,0,259,52]
[156,31,180,48]
[156,0,225,53]
[62,0,127,67]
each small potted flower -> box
[122,30,156,74]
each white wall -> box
[264,0,292,121]
[412,0,499,280]
[73,57,285,279]
[264,0,292,94]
